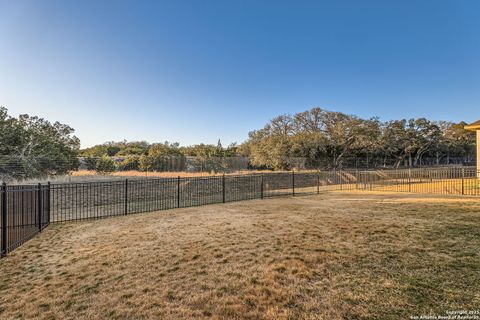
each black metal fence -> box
[49,172,304,222]
[1,168,479,257]
[1,183,50,256]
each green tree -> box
[0,107,80,180]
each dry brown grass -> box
[371,178,480,195]
[1,191,479,319]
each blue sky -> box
[1,0,479,148]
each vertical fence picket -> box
[222,174,226,203]
[177,176,181,208]
[124,179,129,215]
[340,171,343,191]
[1,183,7,257]
[260,174,264,199]
[356,170,359,190]
[292,171,295,196]
[47,182,51,226]
[408,169,412,193]
[37,183,42,232]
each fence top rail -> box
[50,180,132,188]
[4,185,49,192]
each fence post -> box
[222,174,226,203]
[317,171,320,194]
[37,183,42,232]
[260,174,264,199]
[177,176,181,208]
[124,179,128,215]
[462,168,465,195]
[292,170,295,196]
[47,182,51,225]
[1,183,7,257]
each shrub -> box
[84,157,98,170]
[95,156,116,174]
[116,156,140,171]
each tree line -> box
[238,107,475,170]
[0,106,476,180]
[79,140,240,173]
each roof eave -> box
[465,121,480,131]
[465,125,480,131]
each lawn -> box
[1,191,479,319]
[370,178,480,196]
